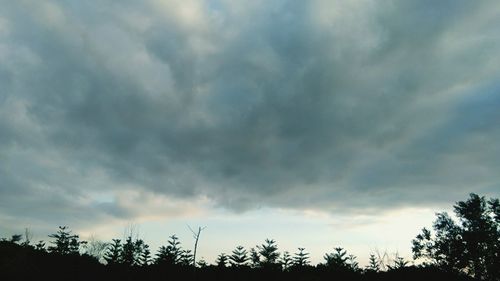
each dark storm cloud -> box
[1,0,500,226]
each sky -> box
[1,0,500,265]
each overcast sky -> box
[1,0,500,264]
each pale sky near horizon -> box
[1,0,500,266]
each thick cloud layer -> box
[1,0,500,226]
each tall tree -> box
[347,254,360,272]
[292,247,310,267]
[249,247,260,268]
[365,253,380,272]
[48,226,81,255]
[412,193,500,280]
[324,247,348,269]
[105,239,122,265]
[229,245,249,267]
[258,239,279,267]
[180,249,194,266]
[216,253,229,268]
[140,243,152,266]
[156,235,182,266]
[121,236,142,266]
[279,251,292,271]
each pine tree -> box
[140,243,152,266]
[366,253,380,272]
[258,239,279,266]
[324,247,349,269]
[249,247,260,268]
[156,235,182,265]
[48,226,81,255]
[347,254,360,272]
[280,251,292,271]
[292,247,310,267]
[121,236,136,266]
[387,253,408,270]
[229,245,249,267]
[180,249,194,266]
[216,253,229,268]
[105,239,122,265]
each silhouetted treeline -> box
[1,193,497,281]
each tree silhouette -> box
[156,234,182,266]
[121,236,145,266]
[35,240,46,252]
[366,253,380,272]
[279,251,292,271]
[323,247,361,275]
[249,247,260,268]
[257,239,279,267]
[139,243,151,266]
[412,193,500,280]
[180,249,194,266]
[48,226,81,255]
[216,253,229,268]
[387,253,408,270]
[105,239,122,265]
[347,254,360,272]
[324,247,348,269]
[292,247,310,267]
[229,245,249,267]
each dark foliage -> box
[229,245,249,267]
[0,239,478,281]
[257,238,280,269]
[155,234,183,267]
[412,193,500,280]
[104,239,122,265]
[48,226,82,255]
[292,247,311,268]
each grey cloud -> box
[1,0,500,227]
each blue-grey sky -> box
[1,0,499,264]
